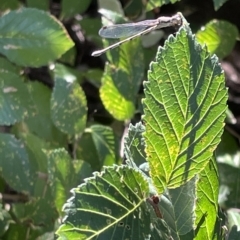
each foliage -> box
[0,0,239,239]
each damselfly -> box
[92,13,182,57]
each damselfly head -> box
[172,13,182,26]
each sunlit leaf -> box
[100,62,136,120]
[97,10,144,120]
[56,165,151,239]
[0,8,74,67]
[196,20,238,59]
[194,159,219,239]
[143,17,228,192]
[99,39,144,120]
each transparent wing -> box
[99,20,158,39]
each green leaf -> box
[100,63,136,120]
[54,63,83,84]
[98,0,124,15]
[0,56,20,74]
[19,132,49,173]
[8,197,57,240]
[123,0,143,18]
[45,149,76,215]
[194,158,219,239]
[79,16,103,56]
[124,122,147,167]
[100,39,144,120]
[26,0,49,10]
[213,208,226,239]
[142,31,165,48]
[158,177,197,239]
[0,0,19,11]
[216,130,239,167]
[83,69,103,88]
[0,203,11,237]
[196,20,238,59]
[0,72,34,125]
[150,219,172,240]
[218,162,240,208]
[226,108,237,124]
[3,224,29,240]
[58,47,76,66]
[51,76,87,135]
[143,18,228,192]
[0,133,35,194]
[36,231,56,240]
[97,10,144,121]
[79,17,102,37]
[0,8,74,67]
[168,179,196,236]
[61,0,91,19]
[13,81,67,146]
[77,124,120,170]
[228,225,240,240]
[11,198,57,233]
[227,209,240,232]
[145,0,179,11]
[11,132,57,202]
[72,159,92,183]
[216,130,240,207]
[56,165,151,239]
[212,0,229,10]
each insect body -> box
[91,13,182,57]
